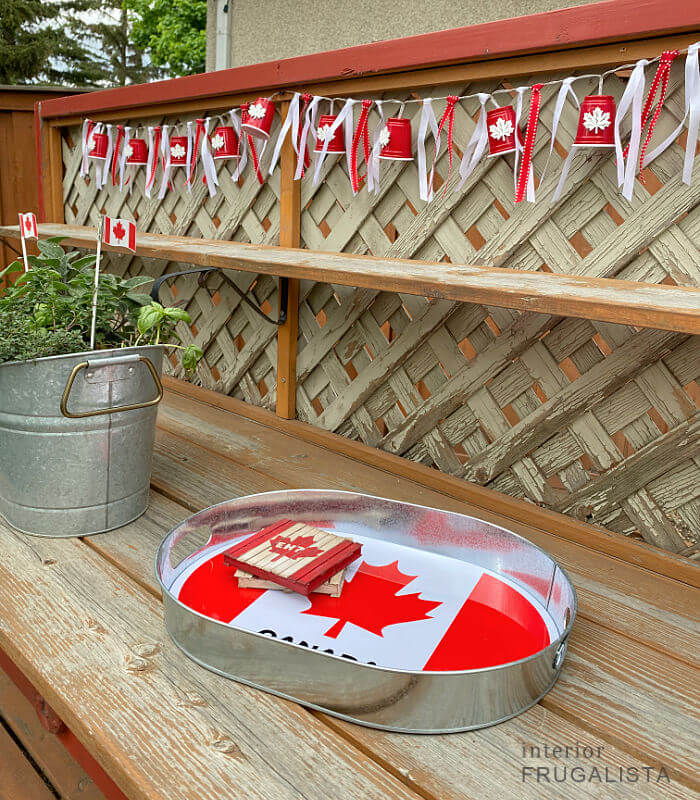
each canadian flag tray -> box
[156,490,577,733]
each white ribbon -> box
[229,109,247,181]
[158,125,172,199]
[643,43,700,183]
[417,98,439,201]
[456,93,491,191]
[312,98,355,186]
[145,126,156,198]
[80,118,93,177]
[185,120,194,193]
[513,87,535,203]
[200,117,219,197]
[541,77,580,185]
[118,125,132,192]
[269,92,301,176]
[366,99,386,195]
[96,124,114,190]
[295,96,321,180]
[614,59,648,200]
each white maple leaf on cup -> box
[378,127,391,147]
[316,124,334,142]
[210,133,225,151]
[124,143,133,158]
[171,143,186,159]
[248,103,266,120]
[582,106,611,133]
[489,118,514,141]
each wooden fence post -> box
[276,101,301,419]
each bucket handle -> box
[60,356,163,419]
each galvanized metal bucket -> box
[0,345,164,537]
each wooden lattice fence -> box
[61,63,700,556]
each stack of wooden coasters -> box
[223,519,361,597]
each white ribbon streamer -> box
[541,77,580,186]
[80,118,92,177]
[200,117,219,197]
[118,125,132,191]
[229,109,247,181]
[269,92,301,176]
[417,99,439,201]
[614,59,648,200]
[96,124,114,190]
[366,99,386,195]
[185,120,194,193]
[312,98,355,186]
[643,43,699,183]
[456,93,491,190]
[295,96,321,180]
[158,125,172,199]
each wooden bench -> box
[0,377,697,800]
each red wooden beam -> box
[39,0,700,120]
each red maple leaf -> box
[269,534,323,562]
[112,221,126,241]
[302,560,441,638]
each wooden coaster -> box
[223,519,361,596]
[234,567,346,596]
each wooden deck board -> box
[1,222,699,334]
[89,490,696,800]
[1,384,698,799]
[0,527,422,800]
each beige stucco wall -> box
[206,0,600,71]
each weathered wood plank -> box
[0,525,422,800]
[2,223,698,334]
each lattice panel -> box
[62,64,700,556]
[295,66,700,555]
[62,113,282,409]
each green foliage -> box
[0,239,203,371]
[0,0,163,86]
[127,0,206,76]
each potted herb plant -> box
[0,238,202,537]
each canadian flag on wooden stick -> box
[19,212,37,239]
[102,216,136,252]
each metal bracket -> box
[149,267,288,326]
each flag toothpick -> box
[18,212,37,272]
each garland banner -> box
[80,42,700,205]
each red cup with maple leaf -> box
[125,137,148,165]
[378,117,413,161]
[169,136,188,165]
[574,95,616,147]
[88,132,108,160]
[314,114,345,153]
[210,125,239,159]
[486,107,519,156]
[241,98,275,140]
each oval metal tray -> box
[156,490,577,733]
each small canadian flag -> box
[102,216,136,252]
[19,212,37,240]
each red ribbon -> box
[350,99,373,193]
[297,92,313,176]
[241,103,264,184]
[146,126,162,191]
[432,95,459,196]
[633,50,680,183]
[515,84,543,204]
[187,118,205,185]
[111,125,124,186]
